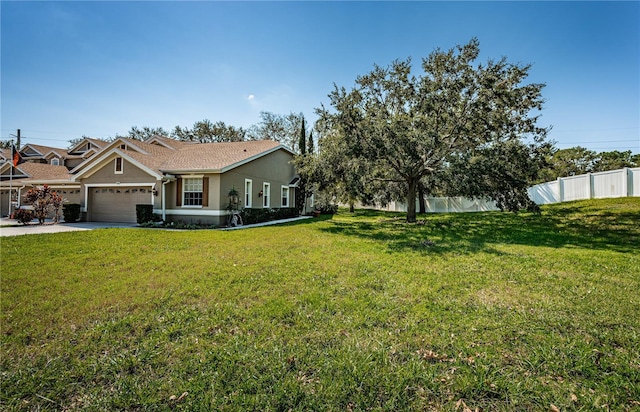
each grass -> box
[1,197,639,411]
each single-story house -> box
[1,136,303,225]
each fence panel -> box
[631,168,640,197]
[592,169,627,199]
[561,174,591,202]
[528,181,560,205]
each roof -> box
[159,140,287,172]
[68,137,109,153]
[0,162,75,185]
[4,138,294,183]
[21,144,67,158]
[16,162,74,181]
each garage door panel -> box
[89,186,152,222]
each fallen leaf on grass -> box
[169,392,188,403]
[550,404,560,412]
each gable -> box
[227,148,295,177]
[73,150,163,182]
[0,164,29,180]
[21,146,44,157]
[69,138,108,155]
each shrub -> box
[14,208,33,225]
[136,204,154,224]
[240,207,298,225]
[62,203,81,223]
[23,185,64,224]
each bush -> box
[136,204,154,224]
[23,185,64,224]
[240,208,298,225]
[62,203,81,223]
[14,208,33,225]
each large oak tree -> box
[318,38,549,222]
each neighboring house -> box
[0,162,81,217]
[18,139,108,170]
[1,136,301,225]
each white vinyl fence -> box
[528,167,640,205]
[373,197,499,213]
[355,197,499,213]
[356,167,639,213]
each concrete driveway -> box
[0,218,138,237]
[0,216,313,237]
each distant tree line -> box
[63,111,315,156]
[536,146,640,182]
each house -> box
[0,158,82,218]
[1,136,301,225]
[19,138,108,169]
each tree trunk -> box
[418,183,426,214]
[406,178,417,223]
[349,201,355,213]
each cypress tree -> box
[299,117,306,155]
[307,131,314,154]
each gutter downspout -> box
[161,176,174,222]
[17,185,26,209]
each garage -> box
[88,186,153,223]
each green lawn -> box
[2,198,639,411]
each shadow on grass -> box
[318,200,640,255]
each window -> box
[245,179,252,208]
[262,182,270,208]
[115,157,123,174]
[281,186,289,207]
[183,178,203,206]
[51,158,60,166]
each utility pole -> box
[16,129,21,150]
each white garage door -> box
[89,186,152,223]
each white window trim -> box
[182,177,204,208]
[245,178,252,208]
[281,185,289,208]
[114,157,123,174]
[262,182,270,208]
[51,158,60,166]
[262,182,271,209]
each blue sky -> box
[1,1,638,154]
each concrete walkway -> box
[219,215,312,230]
[0,216,313,237]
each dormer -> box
[68,138,108,155]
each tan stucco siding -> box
[220,149,295,210]
[79,157,162,209]
[82,157,156,184]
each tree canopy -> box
[171,120,246,143]
[315,38,550,222]
[247,111,306,152]
[537,147,639,182]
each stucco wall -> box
[220,149,295,210]
[161,148,296,225]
